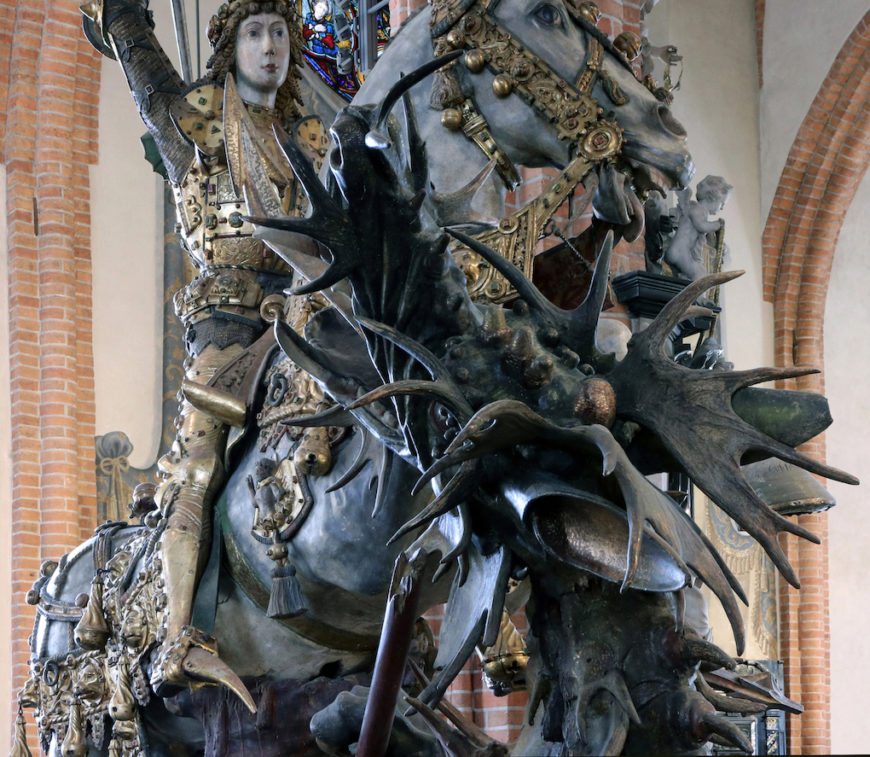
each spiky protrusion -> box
[608,271,858,589]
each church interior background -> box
[0,0,868,752]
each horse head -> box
[478,0,693,185]
[357,0,693,235]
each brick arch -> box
[760,11,870,754]
[2,0,102,739]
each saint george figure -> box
[81,0,324,709]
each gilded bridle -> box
[429,0,639,189]
[428,0,644,302]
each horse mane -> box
[388,1,638,78]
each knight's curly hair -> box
[206,1,304,124]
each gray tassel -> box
[267,563,307,618]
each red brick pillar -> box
[762,12,870,753]
[2,0,101,743]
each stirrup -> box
[150,626,256,714]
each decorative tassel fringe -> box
[429,68,465,111]
[74,572,110,650]
[60,703,87,757]
[267,563,307,619]
[11,708,32,757]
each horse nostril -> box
[657,104,687,138]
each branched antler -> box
[609,272,858,588]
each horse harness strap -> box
[433,0,627,186]
[456,98,521,190]
[432,0,628,302]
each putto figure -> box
[665,174,733,281]
[80,0,324,708]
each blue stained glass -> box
[299,0,391,101]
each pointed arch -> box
[761,11,870,754]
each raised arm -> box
[83,0,195,183]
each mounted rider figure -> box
[80,0,325,710]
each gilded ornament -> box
[446,28,466,48]
[492,74,513,97]
[614,31,642,61]
[260,293,286,322]
[579,121,624,161]
[60,703,88,757]
[441,108,463,130]
[463,48,486,73]
[577,1,601,24]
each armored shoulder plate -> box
[293,114,330,173]
[171,83,226,158]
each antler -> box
[446,228,614,360]
[609,272,858,588]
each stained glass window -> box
[299,0,390,100]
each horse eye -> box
[533,3,562,26]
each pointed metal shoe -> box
[151,626,256,714]
[181,646,257,714]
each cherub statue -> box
[665,174,732,282]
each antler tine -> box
[401,91,428,194]
[388,461,479,543]
[724,364,819,390]
[273,122,336,209]
[346,379,472,422]
[281,405,356,428]
[640,270,743,349]
[568,230,613,354]
[240,125,361,295]
[273,319,343,393]
[446,228,557,319]
[429,161,498,230]
[373,51,463,133]
[699,711,752,754]
[358,318,474,418]
[701,471,811,588]
[685,518,748,605]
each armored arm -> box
[85,0,194,183]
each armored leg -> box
[150,343,255,710]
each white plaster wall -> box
[760,0,868,217]
[91,66,165,468]
[646,0,772,377]
[825,171,870,755]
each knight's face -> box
[234,12,291,105]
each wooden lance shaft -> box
[356,559,423,757]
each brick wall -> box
[2,0,101,746]
[761,10,870,753]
